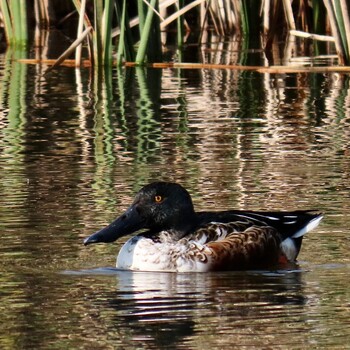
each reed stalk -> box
[101,0,114,65]
[323,0,348,64]
[311,0,327,55]
[0,0,14,44]
[0,0,27,46]
[9,0,27,45]
[93,0,103,66]
[116,0,135,63]
[135,0,158,64]
[1,0,350,66]
[34,0,50,28]
[75,0,86,66]
[160,0,205,29]
[313,0,326,34]
[339,0,350,63]
[45,26,92,74]
[282,0,296,30]
[18,0,28,43]
[116,0,127,65]
[177,0,184,61]
[138,0,146,34]
[148,0,162,62]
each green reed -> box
[135,0,162,64]
[323,0,350,64]
[0,0,27,46]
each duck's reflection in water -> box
[84,268,307,348]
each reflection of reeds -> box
[0,50,27,158]
[0,50,28,227]
[2,1,350,66]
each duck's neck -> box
[149,210,199,241]
[172,209,199,239]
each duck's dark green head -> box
[83,182,197,245]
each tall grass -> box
[1,1,350,66]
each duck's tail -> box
[281,212,323,261]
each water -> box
[1,54,350,348]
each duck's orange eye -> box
[154,195,163,203]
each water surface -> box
[0,54,350,348]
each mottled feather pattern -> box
[205,226,282,270]
[182,222,282,270]
[193,221,254,244]
[119,221,283,272]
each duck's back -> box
[197,210,322,239]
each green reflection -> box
[134,67,162,164]
[115,66,130,151]
[0,49,28,232]
[91,66,117,211]
[0,49,27,162]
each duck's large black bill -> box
[83,205,144,245]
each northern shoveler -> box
[83,182,323,272]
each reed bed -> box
[0,1,349,66]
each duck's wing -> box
[197,210,323,240]
[194,211,323,268]
[191,223,282,270]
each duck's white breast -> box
[116,234,210,272]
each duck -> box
[83,182,323,272]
